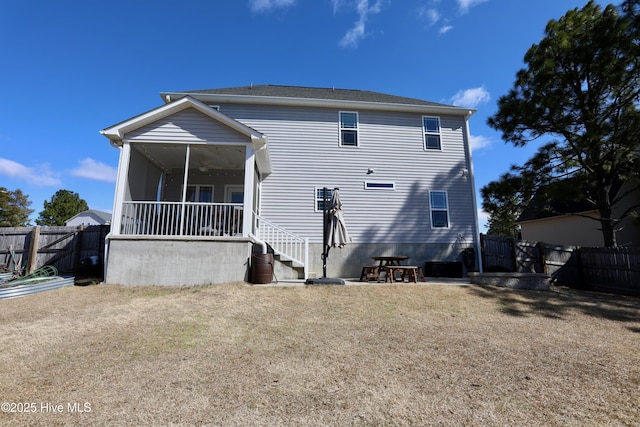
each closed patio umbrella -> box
[306,187,349,285]
[326,188,350,250]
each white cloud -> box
[0,157,61,186]
[418,8,440,26]
[338,0,384,48]
[248,0,295,13]
[457,0,488,14]
[439,25,453,35]
[450,86,490,107]
[70,158,117,183]
[469,134,492,151]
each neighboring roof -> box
[67,209,112,224]
[517,178,600,223]
[161,85,476,116]
[517,198,596,223]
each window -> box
[186,185,213,203]
[340,111,359,146]
[430,191,449,228]
[364,181,395,190]
[315,187,334,212]
[423,116,441,150]
[224,185,244,203]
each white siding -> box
[127,109,250,144]
[221,104,476,245]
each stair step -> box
[274,254,304,269]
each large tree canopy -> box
[486,0,640,246]
[36,190,89,226]
[0,187,33,227]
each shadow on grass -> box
[467,285,640,331]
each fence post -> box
[26,226,41,274]
[479,234,487,272]
[73,225,85,274]
[537,241,547,274]
[576,247,586,290]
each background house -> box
[65,209,112,227]
[101,85,480,285]
[518,181,640,247]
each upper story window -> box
[429,190,449,228]
[339,111,359,147]
[423,116,441,150]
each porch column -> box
[179,144,191,235]
[111,141,131,236]
[243,146,256,237]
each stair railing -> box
[252,212,308,280]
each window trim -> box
[339,111,359,147]
[364,181,395,190]
[423,116,442,150]
[429,190,449,229]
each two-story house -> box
[101,85,480,285]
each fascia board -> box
[161,92,476,117]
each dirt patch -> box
[1,283,638,425]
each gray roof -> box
[67,209,112,224]
[172,85,451,108]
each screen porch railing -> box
[120,201,243,236]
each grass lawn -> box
[1,282,639,426]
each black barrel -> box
[251,253,274,284]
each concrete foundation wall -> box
[305,242,476,279]
[106,238,477,285]
[106,237,252,286]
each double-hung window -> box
[423,116,441,150]
[186,185,213,203]
[429,191,449,228]
[315,187,334,212]
[339,111,359,146]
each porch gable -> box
[101,96,271,175]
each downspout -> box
[463,110,483,273]
[249,233,268,254]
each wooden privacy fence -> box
[480,234,640,297]
[0,225,109,277]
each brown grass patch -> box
[1,283,639,426]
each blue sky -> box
[1,0,608,229]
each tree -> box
[481,173,529,238]
[486,0,640,247]
[0,187,33,227]
[36,190,89,226]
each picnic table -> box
[371,255,409,267]
[360,256,424,283]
